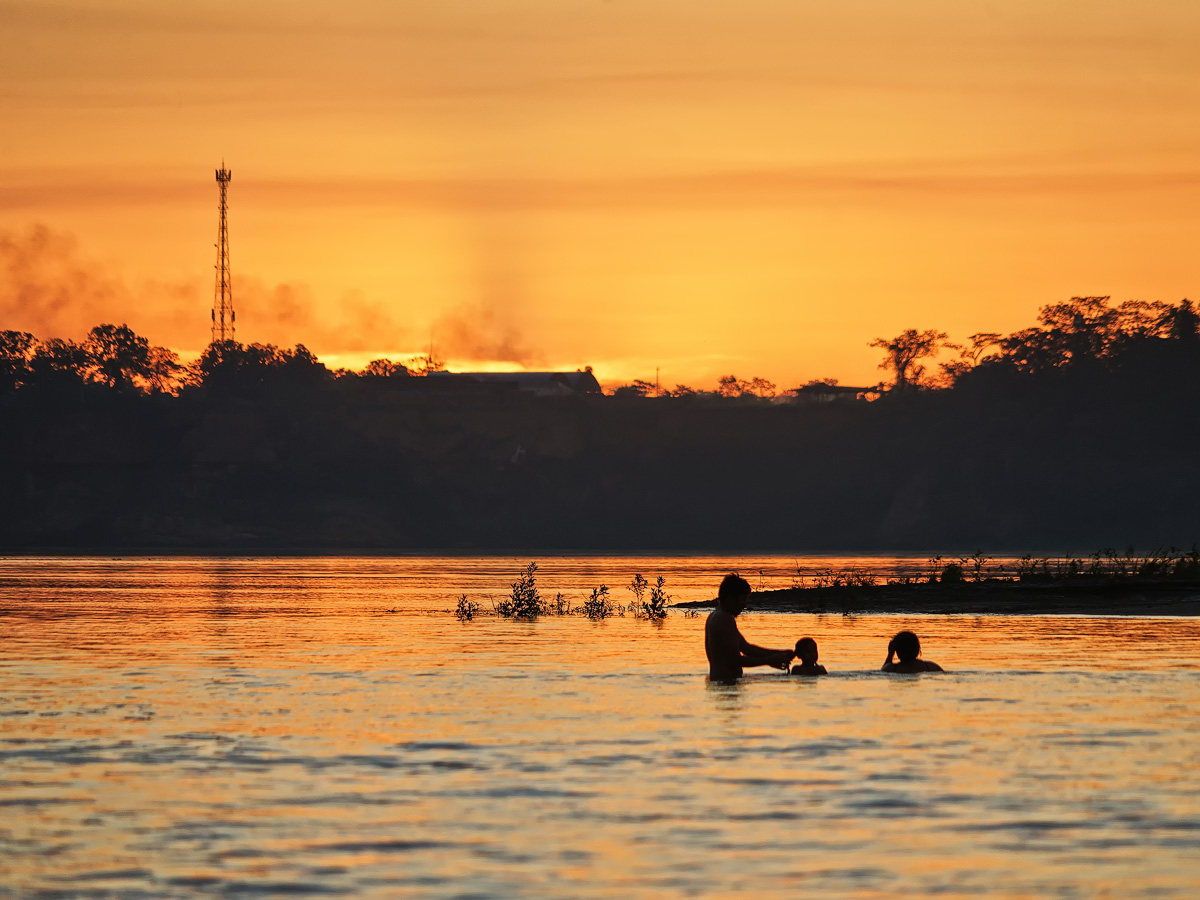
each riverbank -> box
[675,580,1200,616]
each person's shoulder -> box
[883,660,944,673]
[707,607,735,626]
[790,664,827,676]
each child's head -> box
[794,637,819,664]
[892,630,921,662]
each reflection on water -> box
[2,556,1199,898]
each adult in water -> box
[705,574,795,681]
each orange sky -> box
[3,0,1199,388]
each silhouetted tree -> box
[715,375,775,398]
[145,346,183,394]
[361,358,410,377]
[612,379,655,398]
[278,344,330,389]
[970,296,1198,378]
[405,350,446,375]
[193,340,330,396]
[940,333,1001,382]
[28,338,89,390]
[0,330,36,391]
[195,340,280,392]
[1167,299,1199,343]
[665,384,697,398]
[747,376,776,399]
[716,375,744,397]
[84,324,152,391]
[871,328,949,392]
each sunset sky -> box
[3,0,1199,388]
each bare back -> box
[882,659,944,673]
[705,608,744,681]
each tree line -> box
[2,294,1198,550]
[871,296,1200,392]
[3,295,1196,402]
[614,296,1200,399]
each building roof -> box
[429,370,603,394]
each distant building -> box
[787,383,883,403]
[428,370,603,397]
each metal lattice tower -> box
[211,164,235,343]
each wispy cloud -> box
[0,224,411,356]
[8,163,1200,216]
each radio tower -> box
[211,163,235,343]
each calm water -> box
[2,556,1199,899]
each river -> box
[3,556,1198,898]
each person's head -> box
[892,630,921,662]
[795,637,819,664]
[717,574,752,614]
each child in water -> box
[790,637,827,676]
[881,630,944,673]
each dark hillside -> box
[2,376,1197,551]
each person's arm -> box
[923,661,945,672]
[738,632,794,670]
[881,639,897,671]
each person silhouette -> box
[705,574,794,681]
[881,630,944,673]
[790,637,827,676]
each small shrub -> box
[495,561,545,618]
[642,575,670,621]
[582,585,613,619]
[940,563,964,584]
[454,594,481,622]
[1016,555,1051,582]
[962,551,990,581]
[927,555,944,584]
[628,573,648,607]
[814,569,874,590]
[550,592,572,615]
[1175,546,1200,579]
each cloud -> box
[432,303,540,367]
[233,279,410,354]
[0,223,411,358]
[0,224,143,339]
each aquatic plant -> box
[939,562,964,584]
[627,573,648,607]
[926,556,944,583]
[961,550,991,581]
[814,569,876,589]
[582,585,613,619]
[1174,546,1200,579]
[494,562,546,618]
[1015,555,1053,582]
[1006,547,1200,584]
[642,576,670,621]
[454,594,481,622]
[550,592,572,616]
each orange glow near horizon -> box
[2,1,1199,388]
